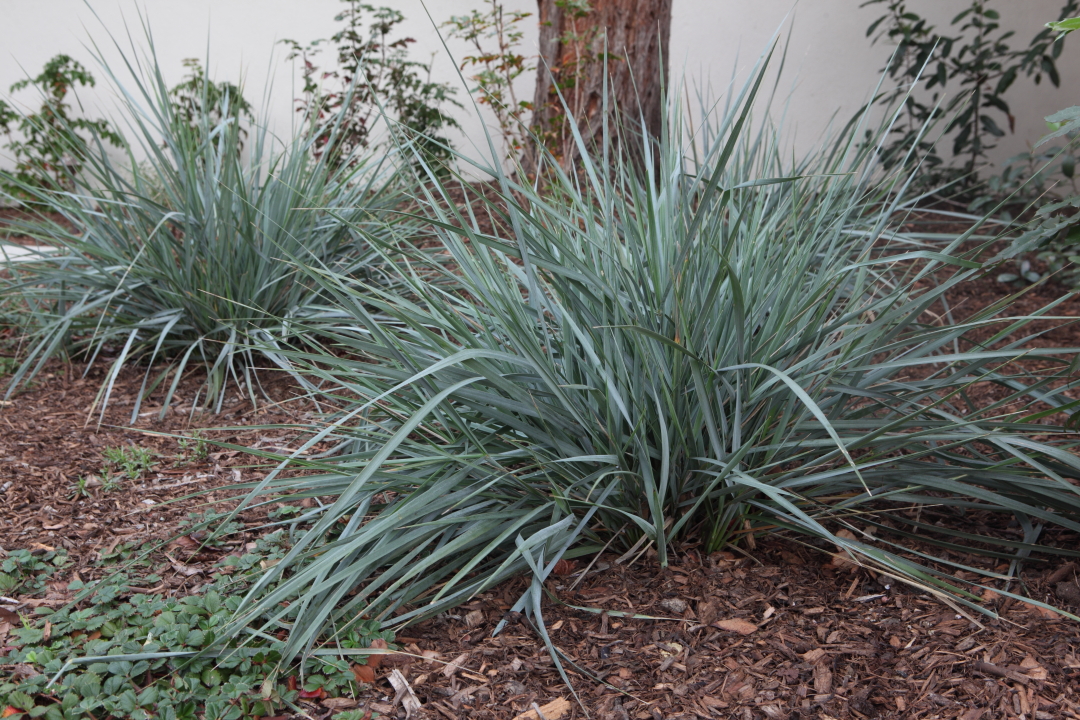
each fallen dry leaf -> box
[830,529,858,569]
[0,607,18,640]
[713,618,758,635]
[352,663,375,684]
[11,664,40,680]
[170,535,200,551]
[813,663,833,694]
[1019,656,1048,680]
[511,697,571,720]
[321,697,358,710]
[697,599,720,626]
[164,553,202,577]
[1019,601,1059,620]
[552,559,577,576]
[368,638,388,670]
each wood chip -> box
[1046,561,1077,585]
[511,697,571,720]
[813,663,833,694]
[713,618,758,635]
[441,651,469,678]
[387,668,422,719]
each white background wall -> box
[2,0,1079,168]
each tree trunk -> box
[528,0,672,172]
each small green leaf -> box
[201,667,222,687]
[1048,16,1080,34]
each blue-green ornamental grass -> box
[205,48,1080,682]
[0,26,407,422]
[6,24,1080,713]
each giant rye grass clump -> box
[209,51,1080,677]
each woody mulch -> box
[2,245,1080,719]
[0,360,314,575]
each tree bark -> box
[529,0,672,171]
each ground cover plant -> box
[0,36,406,421]
[201,50,1080,684]
[0,526,396,720]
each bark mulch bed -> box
[1,357,1079,720]
[386,541,1080,720]
[0,360,312,576]
[2,246,1080,718]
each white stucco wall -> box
[1,1,1079,169]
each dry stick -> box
[973,660,1030,686]
[614,532,650,565]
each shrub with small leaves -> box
[281,1,461,168]
[0,54,123,198]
